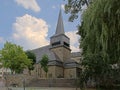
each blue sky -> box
[0,0,80,52]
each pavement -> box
[0,87,81,90]
[0,87,96,90]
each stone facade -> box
[64,68,77,78]
[32,64,80,79]
[48,66,64,78]
[31,65,64,78]
[51,46,71,62]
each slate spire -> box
[55,9,65,35]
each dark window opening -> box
[52,41,60,46]
[76,68,81,78]
[64,42,69,47]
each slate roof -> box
[31,45,81,68]
[64,59,80,68]
[31,45,57,62]
[48,60,63,66]
[31,45,63,66]
[55,9,64,35]
[71,52,81,58]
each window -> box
[52,41,60,46]
[64,42,69,47]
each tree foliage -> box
[65,0,120,89]
[79,0,120,89]
[25,51,36,74]
[65,0,90,21]
[0,41,32,74]
[40,55,48,77]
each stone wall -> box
[3,74,77,87]
[48,66,64,78]
[55,66,64,78]
[27,78,76,87]
[4,74,36,87]
[48,66,56,78]
[33,64,64,78]
[51,46,71,62]
[64,68,76,78]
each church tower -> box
[50,10,71,62]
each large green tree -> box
[25,51,36,75]
[0,41,32,74]
[65,0,120,89]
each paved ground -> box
[0,87,79,90]
[0,87,95,90]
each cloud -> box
[66,31,80,52]
[13,14,49,50]
[61,4,65,11]
[15,0,40,12]
[12,14,79,52]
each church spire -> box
[55,9,65,35]
[50,9,70,50]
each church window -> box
[52,41,61,46]
[64,42,69,47]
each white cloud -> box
[66,31,80,52]
[15,0,40,12]
[13,14,49,50]
[61,4,65,11]
[12,14,80,52]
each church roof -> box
[31,45,61,63]
[71,52,81,58]
[48,60,63,66]
[55,9,65,35]
[64,59,77,64]
[64,59,80,68]
[31,45,64,66]
[31,45,81,67]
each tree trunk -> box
[46,72,47,78]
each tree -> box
[65,0,120,89]
[79,0,120,87]
[0,41,32,74]
[65,0,90,22]
[40,55,48,78]
[25,51,36,75]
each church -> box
[31,10,81,79]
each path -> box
[0,87,95,90]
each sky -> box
[0,0,80,52]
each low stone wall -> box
[4,74,37,87]
[4,75,77,87]
[27,78,77,87]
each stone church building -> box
[31,10,81,79]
